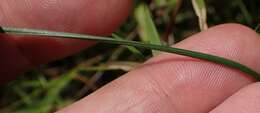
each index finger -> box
[57,24,260,113]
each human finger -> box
[57,24,260,113]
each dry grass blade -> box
[83,61,140,72]
[191,0,208,31]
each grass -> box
[191,0,208,30]
[135,3,162,55]
[0,0,260,113]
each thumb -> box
[0,0,132,83]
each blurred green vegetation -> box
[0,0,259,113]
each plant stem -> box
[1,27,260,80]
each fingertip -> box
[210,82,260,113]
[208,23,259,42]
[173,23,260,73]
[211,23,255,32]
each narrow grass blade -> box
[236,0,252,25]
[10,67,78,113]
[112,34,145,60]
[13,87,32,105]
[191,0,208,30]
[1,27,260,81]
[135,3,162,56]
[82,61,140,72]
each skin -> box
[1,0,260,113]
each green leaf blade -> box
[112,33,146,60]
[135,3,162,56]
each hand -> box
[1,1,260,113]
